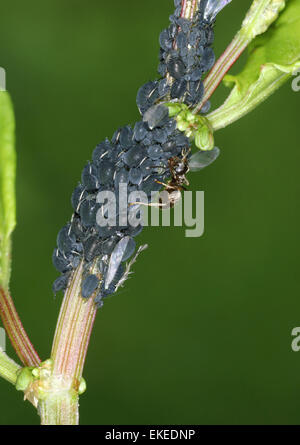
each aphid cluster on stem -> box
[52,0,228,307]
[52,112,190,306]
[137,0,231,113]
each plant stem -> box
[39,261,97,425]
[39,389,79,425]
[0,346,21,385]
[207,69,291,131]
[0,92,41,367]
[51,262,97,382]
[0,287,41,367]
[193,33,250,113]
[181,0,198,19]
[0,91,16,291]
[0,347,41,408]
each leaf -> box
[208,0,300,130]
[0,91,16,289]
[240,0,286,40]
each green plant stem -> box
[0,346,20,385]
[194,33,250,113]
[39,261,97,425]
[0,92,41,367]
[207,69,291,131]
[39,389,79,425]
[0,347,40,408]
[0,287,41,367]
[0,91,16,291]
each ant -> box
[155,148,190,208]
[130,148,190,210]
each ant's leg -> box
[182,147,191,160]
[154,179,169,188]
[155,180,179,192]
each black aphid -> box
[52,273,71,296]
[143,104,169,130]
[82,274,100,299]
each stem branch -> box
[51,262,97,382]
[0,287,41,367]
[194,33,250,113]
[0,346,21,385]
[207,70,291,131]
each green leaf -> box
[0,91,16,290]
[208,0,300,130]
[240,0,286,40]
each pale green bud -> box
[78,377,87,395]
[15,367,34,392]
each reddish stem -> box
[193,34,250,113]
[51,262,97,385]
[181,0,198,19]
[0,287,41,367]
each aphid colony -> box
[52,115,190,307]
[52,0,226,307]
[137,0,231,113]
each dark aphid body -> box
[143,104,169,130]
[81,162,99,191]
[167,57,186,80]
[82,274,100,299]
[136,81,159,115]
[52,248,73,274]
[94,293,104,309]
[52,113,188,301]
[142,0,232,110]
[71,185,87,212]
[170,78,188,101]
[199,100,211,114]
[57,225,78,256]
[133,121,148,142]
[79,199,99,227]
[83,235,103,262]
[185,80,204,106]
[123,145,147,168]
[129,168,143,185]
[52,273,71,296]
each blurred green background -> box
[0,0,300,425]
